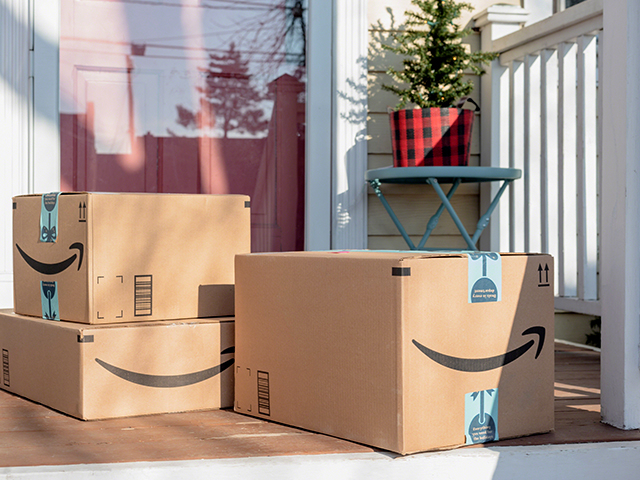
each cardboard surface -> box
[0,310,234,420]
[234,251,555,454]
[13,193,250,323]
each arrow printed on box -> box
[538,263,550,286]
[16,243,84,275]
[95,346,235,388]
[412,326,546,372]
[79,202,87,222]
[471,389,495,424]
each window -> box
[556,0,588,12]
[59,0,307,252]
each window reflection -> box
[60,0,307,252]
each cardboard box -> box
[0,310,234,420]
[13,193,250,323]
[234,251,555,454]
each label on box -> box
[40,192,60,243]
[465,388,499,444]
[41,281,60,320]
[2,349,9,387]
[468,253,501,303]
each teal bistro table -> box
[366,166,522,251]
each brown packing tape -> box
[392,267,411,276]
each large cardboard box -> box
[13,192,250,323]
[0,310,234,420]
[234,251,555,454]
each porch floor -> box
[0,342,635,468]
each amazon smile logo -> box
[16,243,84,275]
[95,346,235,388]
[412,326,545,372]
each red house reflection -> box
[59,0,306,252]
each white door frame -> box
[0,0,60,308]
[32,0,61,194]
[0,0,30,308]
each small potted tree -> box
[381,0,497,167]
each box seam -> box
[397,259,405,454]
[86,194,94,323]
[78,327,85,419]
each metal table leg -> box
[427,178,477,250]
[369,175,513,251]
[416,179,461,249]
[470,179,512,246]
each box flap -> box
[13,192,88,201]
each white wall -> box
[523,0,554,25]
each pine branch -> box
[378,0,497,109]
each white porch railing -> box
[478,0,603,316]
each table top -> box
[366,166,522,184]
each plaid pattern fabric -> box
[390,107,475,167]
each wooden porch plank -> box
[0,342,637,467]
[489,343,638,447]
[0,406,374,468]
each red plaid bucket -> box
[389,98,477,167]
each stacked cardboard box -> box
[5,191,555,453]
[233,250,555,454]
[3,192,250,420]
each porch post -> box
[305,0,333,250]
[306,0,368,251]
[474,6,528,251]
[600,0,640,429]
[332,0,368,250]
